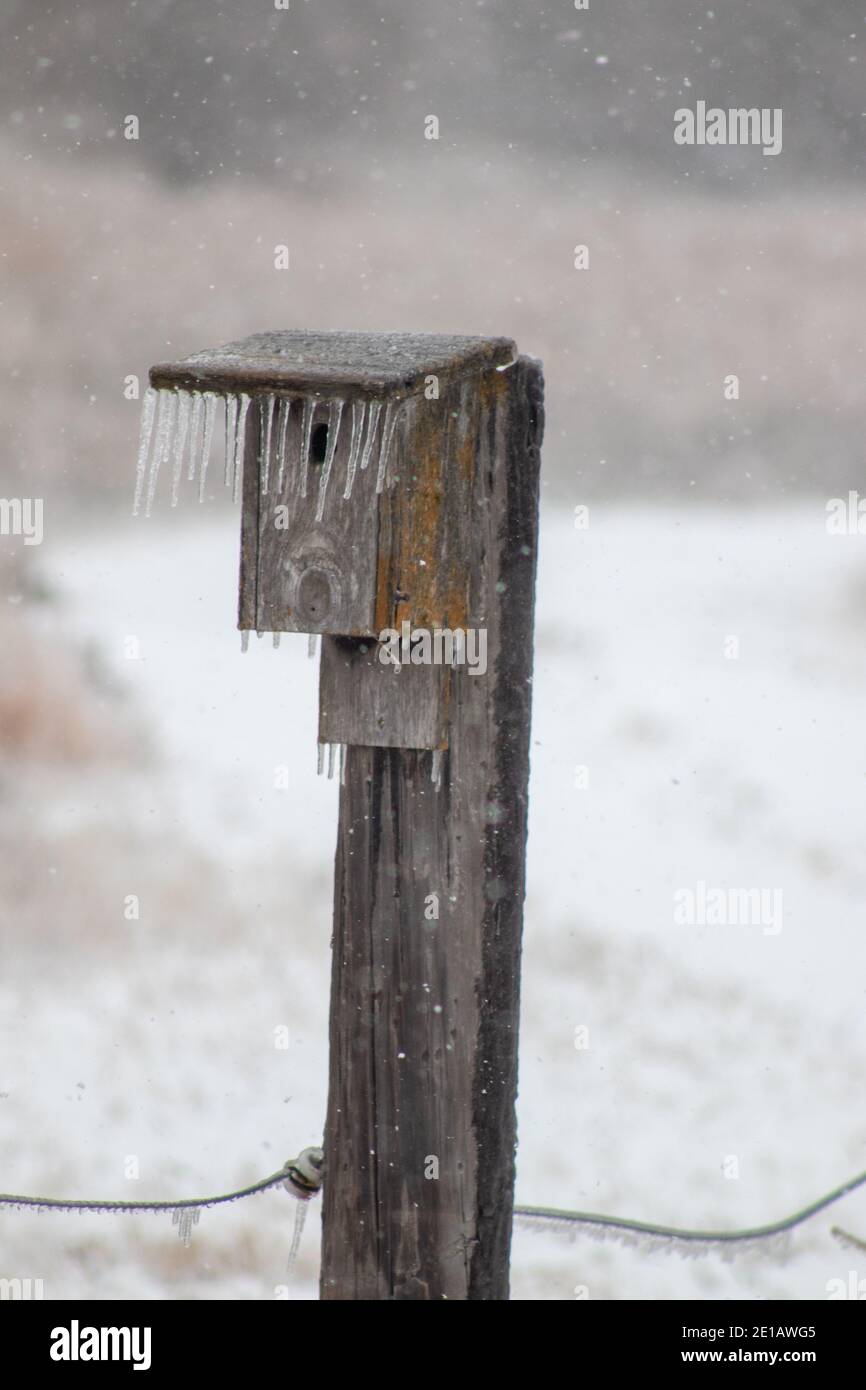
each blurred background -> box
[1,0,865,1300]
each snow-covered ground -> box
[2,499,866,1300]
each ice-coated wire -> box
[0,1169,292,1215]
[514,1163,866,1246]
[198,391,218,502]
[315,398,344,522]
[132,386,157,517]
[3,1165,865,1258]
[342,399,366,500]
[831,1226,866,1254]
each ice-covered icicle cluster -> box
[171,1206,201,1247]
[293,392,402,509]
[135,384,405,519]
[133,386,250,516]
[317,742,344,778]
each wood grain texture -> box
[320,356,544,1300]
[319,635,448,751]
[237,357,510,637]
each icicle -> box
[298,397,315,498]
[327,742,337,779]
[343,399,367,500]
[170,389,192,507]
[224,392,239,491]
[359,400,383,472]
[431,749,443,788]
[145,389,178,517]
[317,742,325,776]
[375,400,401,495]
[340,743,347,786]
[276,397,292,495]
[241,630,250,653]
[307,633,319,659]
[198,391,218,502]
[272,632,281,650]
[186,391,204,482]
[132,387,157,517]
[287,1202,307,1276]
[315,398,344,522]
[260,393,276,495]
[233,392,251,504]
[171,1207,200,1247]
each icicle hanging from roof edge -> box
[145,388,178,517]
[375,399,402,495]
[339,742,346,786]
[315,398,344,522]
[326,742,338,780]
[240,630,250,653]
[359,399,383,472]
[198,391,218,502]
[307,633,319,659]
[298,397,315,498]
[316,742,325,776]
[132,386,157,517]
[272,632,281,650]
[260,393,277,495]
[431,750,443,788]
[170,389,192,507]
[233,392,252,505]
[275,396,292,495]
[186,391,204,482]
[224,392,239,492]
[343,399,366,500]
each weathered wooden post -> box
[146,330,544,1300]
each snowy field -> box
[2,499,866,1300]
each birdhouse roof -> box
[150,330,516,397]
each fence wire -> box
[2,1161,865,1255]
